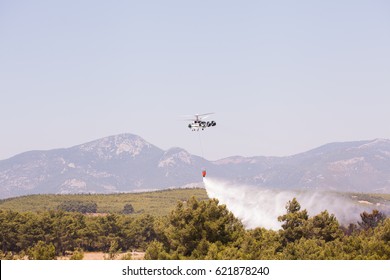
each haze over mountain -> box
[1,133,390,199]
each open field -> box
[57,251,145,260]
[0,188,209,216]
[349,193,390,205]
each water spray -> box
[204,177,373,230]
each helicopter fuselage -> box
[188,120,216,131]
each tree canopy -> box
[0,197,389,260]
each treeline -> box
[57,200,134,214]
[57,201,98,213]
[0,197,389,260]
[0,211,156,259]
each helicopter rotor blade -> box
[196,112,214,117]
[195,113,214,120]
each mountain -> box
[1,134,390,198]
[210,139,390,193]
[0,134,207,198]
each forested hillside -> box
[0,188,208,215]
[1,196,389,260]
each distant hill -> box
[0,188,209,216]
[1,133,390,198]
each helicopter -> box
[187,113,216,131]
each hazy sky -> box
[1,1,389,160]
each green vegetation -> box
[69,248,84,260]
[0,209,158,258]
[144,197,389,260]
[121,203,135,214]
[145,197,245,260]
[58,201,98,213]
[0,188,209,215]
[27,241,56,260]
[0,193,389,260]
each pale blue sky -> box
[1,1,389,160]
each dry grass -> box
[59,251,145,260]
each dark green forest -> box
[1,196,389,260]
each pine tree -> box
[278,198,309,243]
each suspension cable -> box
[198,132,205,159]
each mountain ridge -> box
[1,134,390,198]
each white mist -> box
[204,177,367,230]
